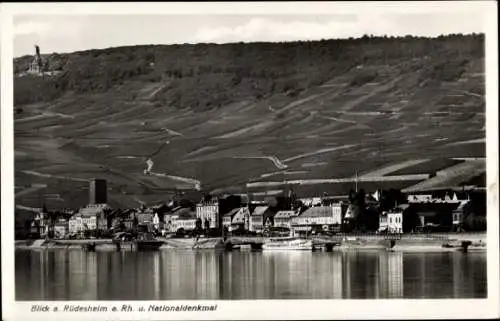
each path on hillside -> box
[338,75,405,112]
[247,174,430,188]
[447,138,485,146]
[150,172,201,190]
[233,156,288,170]
[43,111,75,119]
[161,128,183,136]
[14,111,75,124]
[216,120,274,139]
[278,88,338,113]
[360,159,430,178]
[283,144,355,163]
[147,84,167,100]
[16,205,42,212]
[239,145,356,181]
[459,90,483,99]
[321,115,357,124]
[402,159,486,193]
[15,183,47,198]
[21,170,90,182]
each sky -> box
[13,11,487,57]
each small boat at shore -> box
[82,242,96,252]
[262,237,313,251]
[112,232,164,251]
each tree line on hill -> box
[14,34,484,108]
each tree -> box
[195,218,203,235]
[379,189,406,211]
[105,209,115,230]
[133,214,139,232]
[204,218,210,232]
[348,189,366,231]
[364,205,380,231]
[45,209,57,239]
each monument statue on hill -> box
[28,44,44,74]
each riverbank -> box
[15,233,487,252]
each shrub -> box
[349,70,378,87]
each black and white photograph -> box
[1,2,498,320]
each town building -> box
[452,200,470,229]
[386,205,409,234]
[54,219,69,239]
[230,207,250,231]
[69,213,93,234]
[292,204,343,234]
[136,210,154,226]
[69,204,110,234]
[89,179,107,205]
[218,195,246,228]
[30,220,41,236]
[163,206,184,233]
[249,206,268,233]
[153,213,161,231]
[222,207,250,232]
[163,214,179,233]
[343,204,355,222]
[299,197,323,207]
[378,212,388,233]
[409,202,458,231]
[196,200,219,229]
[222,208,238,229]
[174,216,197,232]
[118,209,137,231]
[31,208,49,237]
[263,208,276,229]
[407,194,433,203]
[165,207,197,233]
[274,210,298,230]
[371,189,382,202]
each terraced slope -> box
[13,35,486,209]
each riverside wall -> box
[14,232,487,252]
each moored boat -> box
[262,237,313,251]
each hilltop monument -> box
[28,45,44,74]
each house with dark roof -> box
[408,201,459,231]
[223,207,250,232]
[452,200,471,228]
[223,208,240,229]
[249,206,272,233]
[231,207,250,231]
[292,204,343,233]
[172,209,197,233]
[274,210,298,230]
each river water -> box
[15,250,486,300]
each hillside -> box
[13,34,486,209]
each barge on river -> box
[113,232,163,251]
[262,237,313,251]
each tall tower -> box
[89,179,107,205]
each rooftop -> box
[275,211,296,218]
[396,204,410,211]
[165,207,196,219]
[454,200,471,211]
[252,206,269,216]
[177,215,196,221]
[299,206,334,218]
[79,206,108,217]
[224,207,241,217]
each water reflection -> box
[15,250,486,300]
